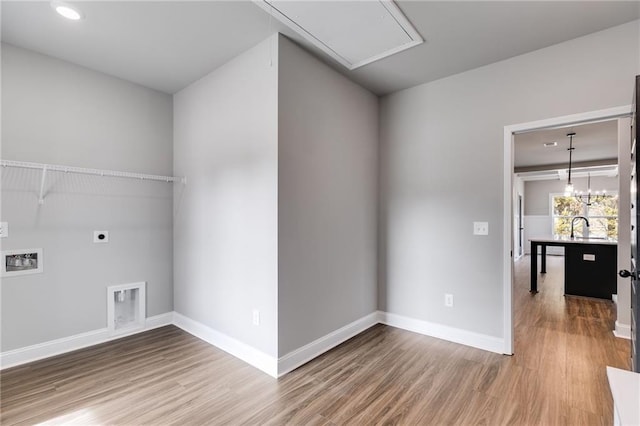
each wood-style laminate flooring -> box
[0,255,631,425]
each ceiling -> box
[514,119,619,180]
[1,1,639,95]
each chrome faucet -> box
[570,216,590,239]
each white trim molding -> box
[379,311,505,354]
[0,312,173,370]
[614,321,631,340]
[2,310,510,375]
[172,312,278,378]
[145,312,175,330]
[277,311,380,377]
[503,128,515,355]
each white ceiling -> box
[1,1,293,94]
[2,1,639,95]
[257,0,423,70]
[514,119,618,175]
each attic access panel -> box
[255,0,423,70]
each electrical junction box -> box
[94,231,109,243]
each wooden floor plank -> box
[0,255,630,425]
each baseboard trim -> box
[277,311,380,377]
[613,321,631,339]
[379,311,505,354]
[144,312,175,330]
[0,312,174,370]
[1,310,507,374]
[172,312,278,378]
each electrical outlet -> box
[445,293,454,307]
[252,309,260,326]
[0,222,8,238]
[93,231,109,243]
[473,222,489,235]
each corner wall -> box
[277,36,379,356]
[173,36,279,357]
[1,43,174,351]
[379,20,640,339]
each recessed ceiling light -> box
[51,1,83,21]
[543,142,558,147]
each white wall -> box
[379,20,639,339]
[173,36,279,357]
[1,44,174,351]
[277,36,378,356]
[4,17,639,367]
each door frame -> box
[502,105,632,355]
[517,193,523,259]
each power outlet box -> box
[94,231,109,243]
[252,309,260,326]
[0,222,8,238]
[473,222,489,235]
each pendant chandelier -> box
[574,173,607,206]
[563,132,607,205]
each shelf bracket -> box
[38,166,47,204]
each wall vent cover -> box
[254,0,423,70]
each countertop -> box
[529,236,618,246]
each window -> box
[551,193,618,239]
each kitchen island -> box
[529,236,617,299]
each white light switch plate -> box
[445,294,454,307]
[473,222,489,235]
[0,222,7,238]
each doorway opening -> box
[502,105,632,355]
